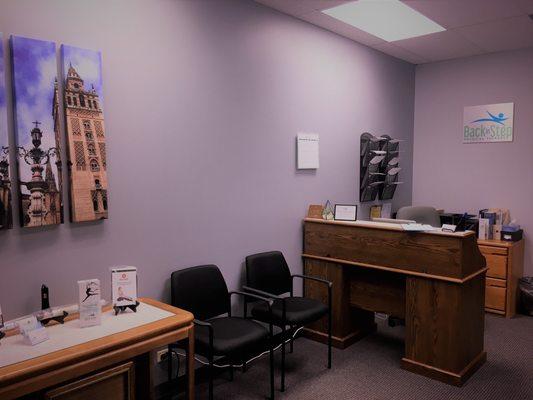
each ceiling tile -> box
[254,0,350,17]
[298,11,388,46]
[455,15,533,52]
[373,43,429,64]
[402,0,524,28]
[513,0,533,13]
[393,29,485,62]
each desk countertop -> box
[304,218,475,238]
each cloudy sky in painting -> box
[62,44,104,110]
[0,33,8,155]
[11,35,59,190]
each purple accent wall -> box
[0,0,414,319]
[413,48,533,276]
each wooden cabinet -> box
[478,239,524,317]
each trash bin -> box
[519,277,533,316]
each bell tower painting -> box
[60,45,108,222]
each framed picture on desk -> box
[334,204,357,221]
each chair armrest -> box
[194,319,213,331]
[243,286,291,328]
[230,291,275,331]
[229,291,274,308]
[193,319,213,355]
[242,285,283,300]
[292,274,333,288]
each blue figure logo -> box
[472,111,508,125]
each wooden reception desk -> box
[302,218,487,386]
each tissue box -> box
[501,228,523,242]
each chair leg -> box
[328,306,332,369]
[209,355,214,400]
[270,345,275,400]
[281,324,286,392]
[167,345,172,382]
[289,325,294,353]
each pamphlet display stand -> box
[359,132,403,202]
[113,301,139,315]
[111,266,139,316]
[39,311,68,326]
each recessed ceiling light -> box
[322,0,446,42]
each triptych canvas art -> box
[0,33,12,230]
[11,36,63,227]
[62,45,108,223]
[0,34,108,229]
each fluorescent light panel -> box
[322,0,445,42]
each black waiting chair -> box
[243,251,332,392]
[170,265,275,400]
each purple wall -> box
[413,48,533,276]
[0,0,415,319]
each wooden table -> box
[302,218,487,386]
[0,298,194,400]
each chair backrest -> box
[171,264,230,320]
[396,206,441,227]
[245,251,292,296]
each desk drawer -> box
[45,362,134,400]
[485,285,506,311]
[483,253,507,279]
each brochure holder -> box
[111,266,139,316]
[360,132,403,202]
[39,310,68,326]
[113,301,139,315]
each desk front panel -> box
[304,221,483,280]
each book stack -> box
[478,209,509,240]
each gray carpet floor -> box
[168,314,533,399]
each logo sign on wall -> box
[463,102,514,144]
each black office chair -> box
[170,265,275,400]
[243,251,332,392]
[396,205,441,227]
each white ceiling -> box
[253,0,533,64]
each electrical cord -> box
[169,326,305,369]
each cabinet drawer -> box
[45,362,134,400]
[478,245,507,256]
[486,277,506,288]
[483,253,507,279]
[485,285,506,311]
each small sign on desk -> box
[334,204,358,221]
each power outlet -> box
[156,348,169,364]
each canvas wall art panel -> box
[0,33,13,230]
[11,36,63,227]
[61,45,108,222]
